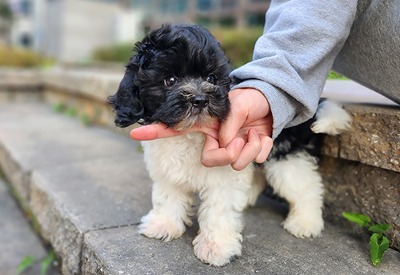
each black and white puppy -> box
[109,24,351,266]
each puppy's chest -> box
[142,132,209,185]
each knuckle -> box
[200,154,213,167]
[255,155,267,164]
[232,162,245,171]
[247,142,262,156]
[226,151,236,163]
[252,140,262,150]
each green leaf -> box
[41,251,56,275]
[342,212,371,228]
[369,224,391,234]
[370,233,390,266]
[17,256,35,274]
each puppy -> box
[109,24,351,266]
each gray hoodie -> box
[230,0,358,138]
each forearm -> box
[230,0,358,138]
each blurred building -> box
[6,0,269,63]
[6,0,32,47]
[0,0,13,45]
[131,0,270,30]
[8,0,142,63]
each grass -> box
[327,70,348,80]
[52,103,101,127]
[17,250,58,275]
[0,44,54,68]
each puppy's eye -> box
[164,76,178,87]
[206,74,216,84]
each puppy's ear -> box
[109,31,161,128]
[108,65,144,128]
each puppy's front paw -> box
[192,232,242,266]
[283,211,324,238]
[139,212,186,242]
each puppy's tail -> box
[310,100,352,136]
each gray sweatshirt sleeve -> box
[230,0,358,139]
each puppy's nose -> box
[191,95,209,108]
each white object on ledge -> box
[322,80,398,106]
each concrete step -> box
[0,102,399,275]
[0,178,60,275]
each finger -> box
[130,124,184,140]
[130,120,221,141]
[255,135,273,163]
[201,135,245,167]
[231,129,263,171]
[219,105,247,147]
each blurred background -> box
[0,0,271,69]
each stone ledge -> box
[0,69,125,130]
[320,103,400,249]
[40,70,123,103]
[322,104,400,173]
[0,69,42,88]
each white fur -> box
[247,166,266,206]
[139,101,351,265]
[264,152,324,238]
[140,132,254,266]
[311,100,352,135]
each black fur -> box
[269,118,324,161]
[108,24,231,128]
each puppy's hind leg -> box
[139,182,194,242]
[265,152,324,238]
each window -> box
[197,0,212,11]
[221,0,236,8]
[20,0,31,16]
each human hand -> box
[200,88,273,170]
[130,88,273,170]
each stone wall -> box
[320,104,400,250]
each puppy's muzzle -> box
[181,80,213,112]
[190,95,209,109]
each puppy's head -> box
[108,24,231,130]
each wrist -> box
[229,88,271,119]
